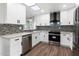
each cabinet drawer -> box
[11,37,21,45]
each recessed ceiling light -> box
[25,3,35,6]
[41,10,44,12]
[63,5,67,8]
[31,5,40,11]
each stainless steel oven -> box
[49,32,60,42]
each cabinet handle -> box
[15,39,19,41]
[22,37,27,39]
[17,20,20,23]
[69,22,70,24]
[67,38,70,41]
[35,36,37,39]
[52,36,56,39]
[63,34,66,36]
[21,42,23,45]
[60,22,61,24]
[44,35,45,37]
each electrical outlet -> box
[35,36,37,39]
[17,20,20,23]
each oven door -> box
[49,34,60,42]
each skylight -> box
[31,5,40,11]
[25,3,35,6]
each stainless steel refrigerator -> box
[74,6,79,50]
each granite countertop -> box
[36,25,75,32]
[0,30,49,39]
[0,32,32,39]
[0,25,75,39]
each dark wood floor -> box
[26,42,79,56]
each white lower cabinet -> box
[0,36,22,56]
[0,38,2,56]
[32,31,40,47]
[39,31,48,43]
[10,37,22,56]
[60,32,73,50]
[32,31,48,47]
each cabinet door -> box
[60,9,74,25]
[60,33,70,47]
[34,14,50,26]
[0,38,2,56]
[60,32,73,49]
[10,37,22,56]
[44,32,48,42]
[60,11,69,25]
[32,31,42,47]
[6,4,26,24]
[66,33,73,49]
[0,3,7,24]
[40,31,48,42]
[32,32,39,47]
[39,14,50,26]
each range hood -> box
[50,12,60,25]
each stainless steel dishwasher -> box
[21,34,32,56]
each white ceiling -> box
[26,3,76,18]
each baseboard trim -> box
[22,41,42,56]
[22,41,46,56]
[32,41,42,49]
[21,49,31,56]
[60,45,71,49]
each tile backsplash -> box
[0,24,23,35]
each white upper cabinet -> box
[6,4,26,24]
[0,3,26,25]
[34,14,50,26]
[60,8,75,25]
[0,3,7,23]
